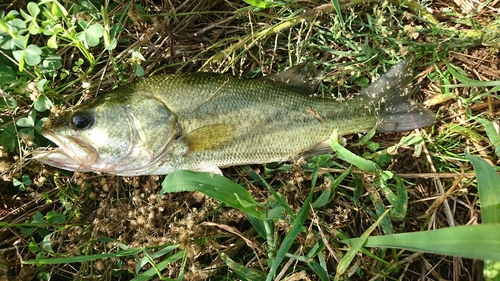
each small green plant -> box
[0,1,106,72]
[13,174,32,191]
[243,0,288,9]
[0,1,129,159]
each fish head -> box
[33,91,179,175]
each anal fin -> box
[302,140,334,158]
[192,166,223,176]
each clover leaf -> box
[76,22,104,48]
[12,44,42,71]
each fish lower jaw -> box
[36,129,102,170]
[33,148,77,171]
[32,147,99,173]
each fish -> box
[33,59,435,176]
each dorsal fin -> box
[264,60,322,95]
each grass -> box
[0,0,499,280]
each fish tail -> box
[364,58,435,132]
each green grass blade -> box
[369,194,393,235]
[331,0,344,25]
[23,248,143,265]
[445,62,500,87]
[342,224,500,261]
[135,245,179,275]
[379,175,408,220]
[475,118,500,158]
[330,131,379,172]
[252,171,294,217]
[266,190,313,281]
[466,153,500,224]
[298,241,329,281]
[313,166,352,208]
[161,170,265,219]
[220,252,266,281]
[266,165,321,281]
[246,214,266,239]
[307,259,329,281]
[335,209,390,280]
[467,153,500,280]
[131,249,186,281]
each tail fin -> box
[363,58,435,132]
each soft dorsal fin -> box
[264,60,322,95]
[182,123,235,153]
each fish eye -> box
[70,112,94,130]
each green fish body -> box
[34,59,435,176]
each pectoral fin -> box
[183,123,235,153]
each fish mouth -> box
[32,129,99,172]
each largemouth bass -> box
[33,59,435,176]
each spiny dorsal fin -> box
[183,123,235,153]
